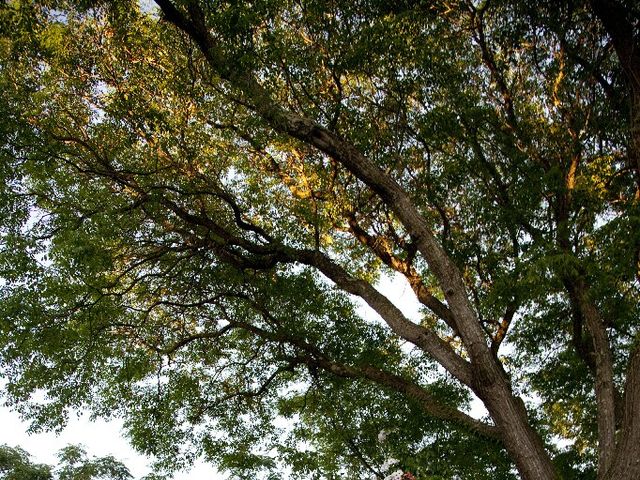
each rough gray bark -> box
[602,346,640,480]
[568,280,617,475]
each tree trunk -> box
[601,347,640,479]
[565,278,617,475]
[472,360,559,480]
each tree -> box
[0,0,639,479]
[1,445,51,480]
[0,444,134,480]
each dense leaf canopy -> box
[1,445,51,480]
[1,1,639,479]
[0,444,134,480]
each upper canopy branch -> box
[346,213,459,335]
[204,311,496,440]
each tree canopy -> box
[1,0,639,479]
[0,444,135,480]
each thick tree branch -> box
[602,344,640,479]
[290,249,474,387]
[222,317,499,441]
[564,277,617,474]
[590,0,640,196]
[491,301,516,355]
[313,357,501,441]
[346,214,459,334]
